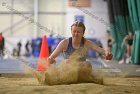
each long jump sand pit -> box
[1,61,140,94]
[0,48,140,94]
[0,73,140,94]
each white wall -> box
[1,0,110,54]
[38,0,66,37]
[0,0,34,37]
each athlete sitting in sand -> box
[46,21,112,69]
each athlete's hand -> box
[105,50,113,60]
[47,57,56,64]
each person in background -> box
[45,21,112,70]
[107,38,114,52]
[123,32,134,64]
[17,40,22,56]
[0,33,5,58]
[25,40,31,57]
[106,30,114,52]
[12,48,18,56]
[25,40,30,53]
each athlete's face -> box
[71,26,84,39]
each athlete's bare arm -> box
[47,39,68,64]
[85,39,112,60]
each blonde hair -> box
[71,21,86,33]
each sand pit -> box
[0,74,140,94]
[0,47,140,94]
[1,63,140,94]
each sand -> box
[0,47,140,94]
[0,75,140,94]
